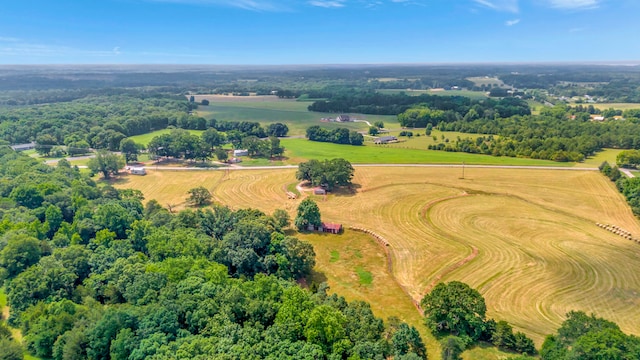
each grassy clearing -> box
[580,148,624,167]
[128,129,204,146]
[118,166,640,351]
[282,138,572,166]
[356,266,373,286]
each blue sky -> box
[0,0,638,64]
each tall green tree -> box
[88,151,125,179]
[294,199,321,231]
[119,138,143,163]
[421,281,487,342]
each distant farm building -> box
[336,114,351,122]
[374,136,398,144]
[233,149,249,157]
[129,167,146,175]
[307,222,343,234]
[229,157,242,163]
[322,222,343,234]
[10,142,36,151]
[313,187,326,195]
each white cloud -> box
[144,0,292,11]
[546,0,599,9]
[473,0,519,13]
[0,36,20,42]
[505,18,520,26]
[113,47,122,55]
[308,0,346,8]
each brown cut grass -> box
[116,166,640,351]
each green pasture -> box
[580,148,623,167]
[128,129,204,146]
[282,138,571,166]
[197,101,394,136]
[370,129,491,150]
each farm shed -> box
[322,222,343,234]
[10,142,36,151]
[233,149,249,157]
[313,188,326,195]
[336,114,351,122]
[374,136,398,144]
[130,167,146,175]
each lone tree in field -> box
[421,281,487,343]
[295,198,321,231]
[88,151,125,179]
[296,158,354,191]
[187,186,212,207]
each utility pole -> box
[461,162,465,179]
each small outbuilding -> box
[336,114,351,122]
[233,149,249,157]
[130,167,146,175]
[322,222,343,234]
[313,187,326,195]
[374,136,398,144]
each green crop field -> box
[282,138,571,166]
[116,166,640,354]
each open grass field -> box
[195,98,395,136]
[282,138,572,167]
[372,129,491,150]
[580,148,624,167]
[116,166,640,354]
[128,129,204,146]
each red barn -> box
[322,222,343,234]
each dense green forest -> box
[0,148,429,359]
[0,91,196,146]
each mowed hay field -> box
[116,167,640,347]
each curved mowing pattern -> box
[119,167,640,345]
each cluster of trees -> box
[540,311,640,359]
[425,104,640,162]
[305,126,364,146]
[147,129,219,162]
[428,135,587,162]
[0,148,426,359]
[421,281,536,359]
[296,158,355,191]
[600,161,640,216]
[616,149,640,168]
[147,129,284,162]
